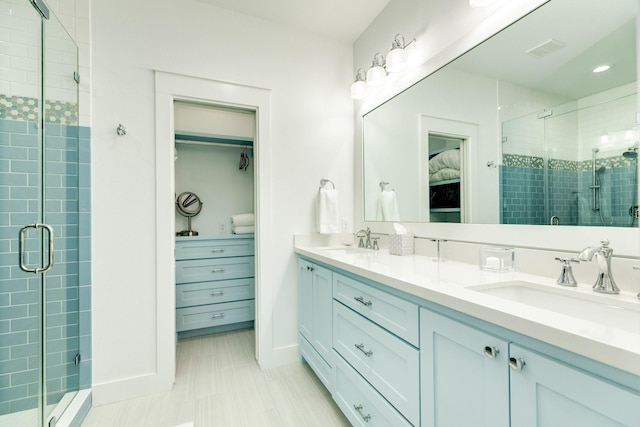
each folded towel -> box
[231,213,255,227]
[232,225,255,234]
[376,190,400,221]
[316,188,341,234]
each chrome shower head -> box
[623,150,638,159]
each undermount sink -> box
[322,246,373,255]
[468,281,640,333]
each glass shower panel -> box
[0,1,44,425]
[42,8,80,423]
[0,1,80,426]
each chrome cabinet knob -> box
[509,357,526,371]
[484,346,499,359]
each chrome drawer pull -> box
[354,343,373,357]
[211,248,225,253]
[353,404,371,422]
[211,268,225,273]
[509,357,526,372]
[354,296,372,307]
[210,290,224,296]
[211,313,225,319]
[484,346,499,359]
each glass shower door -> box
[0,1,80,426]
[41,4,80,425]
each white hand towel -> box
[232,225,255,234]
[376,190,399,221]
[316,188,341,234]
[231,213,255,226]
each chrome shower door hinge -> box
[74,72,80,84]
[75,353,81,366]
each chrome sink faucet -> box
[354,227,371,249]
[578,239,620,294]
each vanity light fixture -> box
[366,52,387,87]
[350,68,369,100]
[386,34,411,73]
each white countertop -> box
[295,244,640,377]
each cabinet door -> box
[297,259,332,364]
[311,263,333,363]
[420,308,510,427]
[510,344,640,427]
[298,259,314,341]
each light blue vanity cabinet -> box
[509,344,640,427]
[420,308,510,427]
[421,308,640,427]
[298,258,333,390]
[332,272,420,426]
[175,236,255,337]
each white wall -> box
[91,0,354,404]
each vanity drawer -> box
[299,333,332,392]
[176,278,255,308]
[333,351,412,427]
[176,256,254,284]
[333,301,419,426]
[333,273,419,346]
[176,299,255,332]
[175,238,254,260]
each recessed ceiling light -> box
[593,65,611,73]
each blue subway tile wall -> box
[501,154,637,226]
[0,113,91,415]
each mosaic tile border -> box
[503,153,636,171]
[0,94,78,125]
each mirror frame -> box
[354,0,639,257]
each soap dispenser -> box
[554,257,579,287]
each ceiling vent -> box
[525,39,566,58]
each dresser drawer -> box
[333,301,419,426]
[176,278,254,308]
[333,273,419,346]
[299,333,332,392]
[175,238,254,260]
[176,300,255,332]
[333,351,412,427]
[176,256,254,284]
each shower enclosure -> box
[501,91,639,227]
[1,0,84,425]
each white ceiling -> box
[193,0,390,42]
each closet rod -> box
[175,139,253,149]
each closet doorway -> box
[173,102,257,341]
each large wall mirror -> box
[363,0,638,231]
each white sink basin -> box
[322,246,373,255]
[468,281,640,334]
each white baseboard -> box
[92,372,173,406]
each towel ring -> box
[320,179,335,189]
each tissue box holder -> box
[479,246,515,272]
[389,234,414,256]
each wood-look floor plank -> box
[81,329,350,426]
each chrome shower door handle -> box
[19,223,54,274]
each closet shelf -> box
[430,208,461,213]
[429,178,460,187]
[175,130,253,148]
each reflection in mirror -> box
[363,0,638,228]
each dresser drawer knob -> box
[354,343,373,357]
[211,313,225,319]
[210,290,224,296]
[211,248,225,253]
[211,268,225,273]
[353,404,371,422]
[354,296,372,307]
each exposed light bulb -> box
[386,34,408,73]
[593,64,611,73]
[350,68,368,99]
[366,53,387,87]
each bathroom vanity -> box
[295,242,640,426]
[175,235,255,338]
